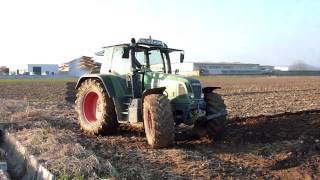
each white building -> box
[274,66,289,71]
[172,62,266,75]
[27,64,59,75]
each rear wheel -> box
[205,92,227,139]
[143,94,175,148]
[75,79,118,135]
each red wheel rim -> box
[83,92,99,123]
[147,110,153,131]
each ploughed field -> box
[0,76,319,179]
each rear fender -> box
[76,74,124,121]
[75,74,116,98]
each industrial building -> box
[27,64,59,75]
[171,62,274,75]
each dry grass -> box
[0,97,118,178]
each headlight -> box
[188,92,195,99]
[201,93,204,98]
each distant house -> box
[27,64,59,75]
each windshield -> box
[135,49,166,72]
[149,50,164,72]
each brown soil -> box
[0,76,319,179]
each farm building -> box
[171,62,273,75]
[27,64,59,75]
[60,56,101,77]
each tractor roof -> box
[96,38,183,56]
[103,38,183,51]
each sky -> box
[0,0,319,70]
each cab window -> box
[149,50,165,72]
[134,49,165,72]
[111,47,131,75]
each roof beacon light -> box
[138,38,164,47]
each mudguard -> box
[142,87,166,102]
[75,74,117,98]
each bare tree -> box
[289,60,317,71]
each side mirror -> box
[122,47,130,59]
[95,50,105,56]
[180,51,184,63]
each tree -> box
[289,60,317,71]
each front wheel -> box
[143,94,175,148]
[205,92,227,139]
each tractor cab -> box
[97,38,184,75]
[132,38,184,74]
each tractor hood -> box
[174,75,203,99]
[143,72,202,101]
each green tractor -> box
[74,38,227,148]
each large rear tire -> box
[143,94,175,148]
[75,79,118,135]
[205,92,227,139]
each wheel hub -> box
[83,91,100,123]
